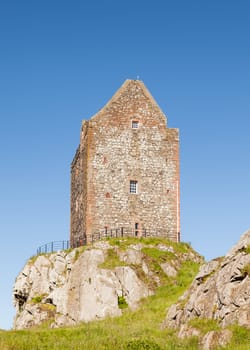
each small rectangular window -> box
[132,120,139,129]
[130,180,138,194]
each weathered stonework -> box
[70,80,180,245]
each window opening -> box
[130,180,138,194]
[131,120,139,129]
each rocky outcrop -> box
[200,329,233,350]
[164,230,250,331]
[13,239,201,329]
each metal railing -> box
[36,227,174,255]
[36,240,70,255]
[70,227,172,248]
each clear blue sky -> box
[0,0,249,330]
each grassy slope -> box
[1,238,249,350]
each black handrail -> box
[36,227,174,255]
[36,240,70,255]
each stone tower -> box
[70,80,180,246]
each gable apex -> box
[108,79,163,110]
[90,79,167,124]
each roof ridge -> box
[90,79,165,121]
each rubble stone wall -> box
[70,80,180,244]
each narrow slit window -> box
[130,180,138,194]
[135,223,139,237]
[132,120,139,129]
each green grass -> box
[3,239,248,349]
[118,296,128,309]
[73,246,88,262]
[239,245,250,254]
[138,247,177,290]
[241,263,250,277]
[0,255,201,350]
[98,248,126,269]
[142,247,176,261]
[217,325,250,350]
[107,236,144,249]
[107,236,197,255]
[31,295,44,304]
[188,318,220,335]
[2,259,250,350]
[28,255,38,265]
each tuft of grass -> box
[224,324,250,349]
[139,249,171,288]
[30,295,44,304]
[28,255,38,265]
[108,237,145,250]
[240,263,250,277]
[125,338,162,349]
[64,247,73,253]
[118,296,128,309]
[165,241,193,254]
[188,318,220,335]
[73,246,87,262]
[40,304,56,312]
[137,237,173,247]
[176,260,200,288]
[107,237,199,255]
[239,245,250,254]
[99,248,126,269]
[142,247,176,261]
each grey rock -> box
[160,262,177,277]
[178,324,200,338]
[13,240,203,329]
[157,244,175,253]
[201,329,232,350]
[164,230,250,331]
[13,245,152,329]
[118,249,143,265]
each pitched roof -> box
[91,79,166,122]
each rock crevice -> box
[164,230,250,330]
